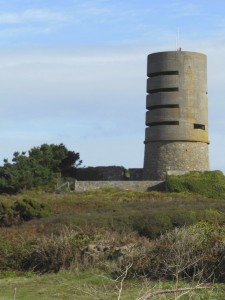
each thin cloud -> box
[0,9,68,24]
[0,48,144,68]
[0,26,52,38]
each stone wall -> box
[74,180,166,192]
[143,141,209,180]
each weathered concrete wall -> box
[129,168,143,180]
[75,167,144,181]
[74,181,166,192]
[143,141,209,180]
[75,166,125,181]
[143,51,209,180]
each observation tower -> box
[143,51,209,180]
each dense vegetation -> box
[0,198,51,226]
[0,189,224,275]
[0,169,225,298]
[1,188,225,298]
[0,143,82,194]
[167,170,225,198]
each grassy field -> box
[4,187,225,238]
[0,271,224,300]
[1,187,225,298]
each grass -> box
[12,188,225,239]
[0,189,224,267]
[0,272,144,300]
[0,271,224,300]
[1,187,225,242]
[1,187,225,298]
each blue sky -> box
[0,0,225,171]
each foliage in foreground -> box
[0,190,225,298]
[2,221,225,285]
[167,170,225,198]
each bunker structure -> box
[143,51,209,180]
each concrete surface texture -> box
[143,51,209,180]
[75,167,143,181]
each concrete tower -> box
[143,51,209,180]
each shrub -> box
[136,222,225,282]
[132,212,173,238]
[13,198,51,222]
[23,227,91,273]
[167,170,225,198]
[0,198,51,226]
[0,234,31,270]
[0,202,15,226]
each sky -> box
[0,0,225,171]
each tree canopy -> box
[0,143,82,194]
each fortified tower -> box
[143,51,209,180]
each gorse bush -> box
[167,170,225,198]
[14,198,51,222]
[0,198,51,226]
[0,202,15,226]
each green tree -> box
[0,143,82,194]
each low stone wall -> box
[74,180,166,192]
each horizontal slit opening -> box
[148,104,179,110]
[149,71,179,77]
[149,87,179,94]
[148,121,179,127]
[194,123,205,130]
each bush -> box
[167,170,225,198]
[0,198,51,226]
[13,198,51,222]
[0,234,31,270]
[0,202,15,226]
[135,222,225,282]
[128,209,224,239]
[132,212,173,238]
[23,227,91,273]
